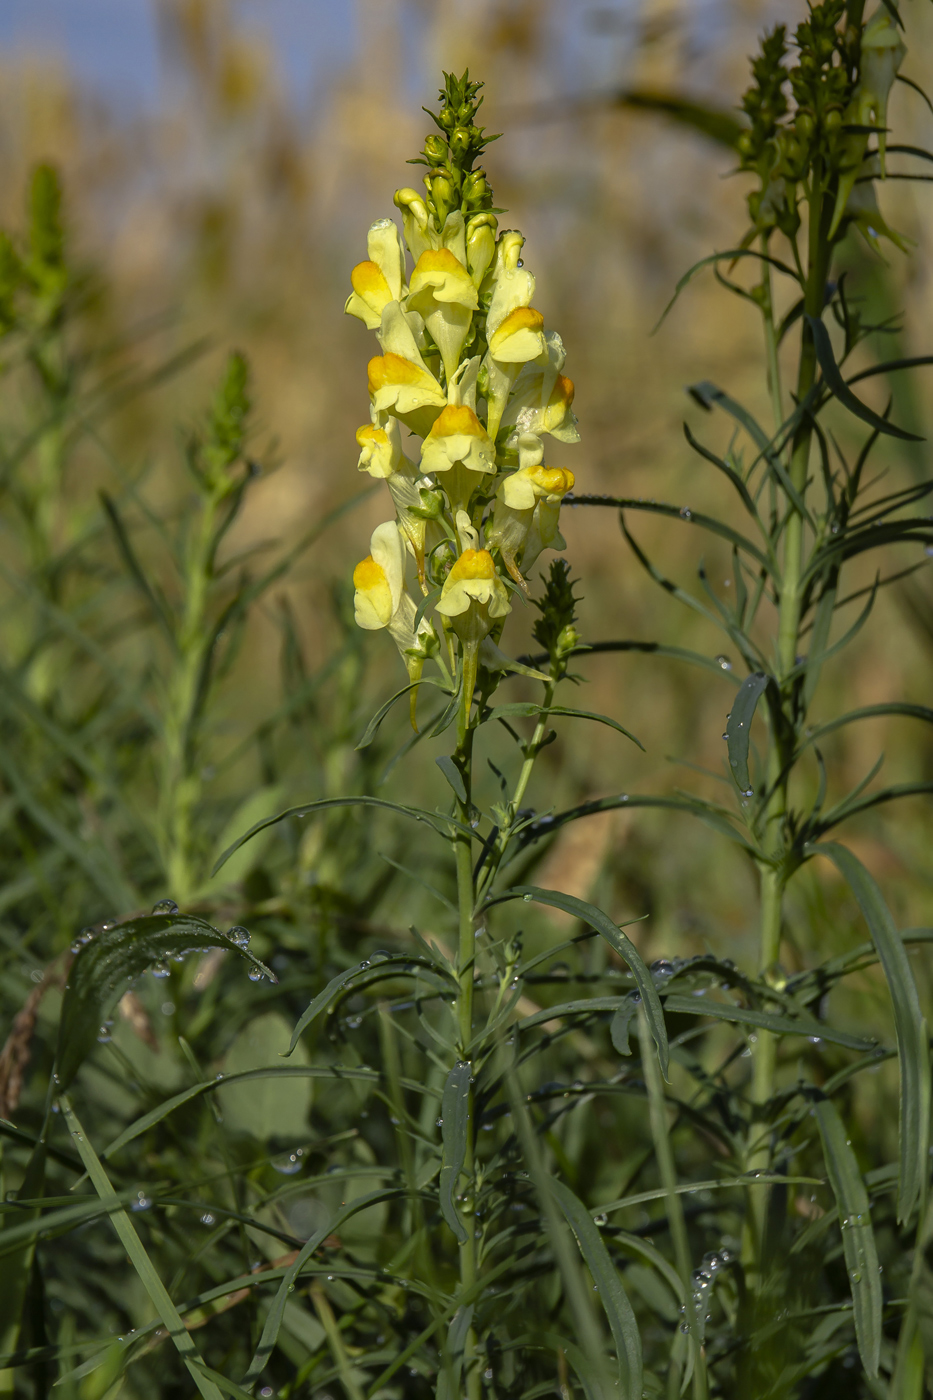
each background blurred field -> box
[3,0,933,1161]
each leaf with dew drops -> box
[55,914,274,1090]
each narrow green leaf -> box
[504,887,668,1077]
[435,755,467,804]
[99,491,176,642]
[551,1179,642,1400]
[55,916,273,1090]
[59,1096,224,1400]
[611,996,638,1055]
[438,1060,471,1244]
[285,967,360,1054]
[652,248,798,331]
[806,315,924,441]
[211,795,474,876]
[812,1094,882,1376]
[487,703,644,750]
[99,1062,437,1161]
[661,994,875,1050]
[725,671,769,793]
[811,842,929,1223]
[241,1190,400,1386]
[356,676,449,749]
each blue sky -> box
[0,0,359,112]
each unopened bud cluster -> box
[346,72,579,723]
[738,0,907,251]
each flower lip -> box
[351,261,392,299]
[488,306,547,364]
[353,555,387,591]
[448,548,497,582]
[427,404,488,441]
[527,465,575,497]
[409,248,479,311]
[368,352,441,394]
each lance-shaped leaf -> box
[55,915,274,1090]
[551,1178,643,1400]
[812,1094,882,1377]
[809,843,930,1225]
[806,315,923,442]
[498,887,668,1077]
[438,1060,472,1244]
[725,671,769,793]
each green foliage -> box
[1,5,932,1399]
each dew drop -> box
[715,655,732,671]
[201,1212,215,1225]
[152,899,179,916]
[151,963,170,979]
[247,967,264,982]
[594,1212,608,1227]
[227,926,251,948]
[680,506,693,520]
[131,1193,151,1212]
[272,1153,302,1175]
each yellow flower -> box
[481,235,549,441]
[408,247,479,383]
[366,302,446,436]
[356,417,436,581]
[437,547,511,722]
[356,417,407,480]
[501,333,580,445]
[487,462,575,587]
[345,219,408,329]
[488,306,547,364]
[353,522,438,725]
[353,521,404,630]
[420,402,496,513]
[437,548,510,636]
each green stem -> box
[638,1007,708,1400]
[748,170,831,1246]
[158,493,219,904]
[454,723,480,1400]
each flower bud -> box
[466,212,497,286]
[461,172,488,209]
[424,135,448,163]
[425,168,456,219]
[450,127,472,160]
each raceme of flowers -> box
[347,193,579,718]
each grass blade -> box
[58,1095,224,1400]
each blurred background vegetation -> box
[1,0,933,1392]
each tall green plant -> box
[5,8,933,1399]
